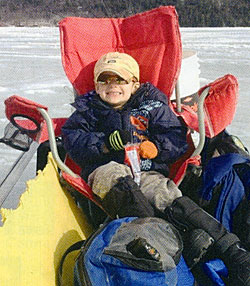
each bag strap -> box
[58,240,85,286]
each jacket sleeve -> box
[149,103,188,164]
[61,110,106,168]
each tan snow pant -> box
[88,161,182,212]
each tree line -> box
[0,0,249,27]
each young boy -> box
[62,52,250,285]
[62,52,188,210]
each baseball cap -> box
[94,52,140,83]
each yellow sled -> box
[0,153,92,286]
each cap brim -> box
[95,67,132,83]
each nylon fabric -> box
[104,217,182,270]
[75,217,195,286]
[4,95,48,126]
[201,153,250,231]
[62,83,188,180]
[59,6,182,97]
[202,259,228,286]
[175,74,238,138]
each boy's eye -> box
[98,76,128,85]
[114,78,127,84]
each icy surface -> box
[181,28,250,146]
[0,27,249,208]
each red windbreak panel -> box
[174,74,239,138]
[5,95,48,124]
[38,117,68,143]
[61,171,94,201]
[59,6,182,98]
[200,74,239,138]
[4,95,68,143]
[173,156,201,185]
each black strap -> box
[58,240,85,286]
[215,233,240,254]
[10,113,41,134]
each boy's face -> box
[95,72,139,109]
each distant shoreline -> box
[0,20,59,28]
[1,24,249,29]
[0,1,249,28]
[1,21,249,28]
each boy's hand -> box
[139,140,158,159]
[106,130,131,151]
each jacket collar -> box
[71,83,167,112]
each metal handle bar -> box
[37,108,79,178]
[191,87,210,157]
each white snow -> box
[0,26,249,208]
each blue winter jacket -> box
[62,83,188,180]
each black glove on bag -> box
[105,130,131,151]
[102,175,155,218]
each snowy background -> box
[0,27,249,208]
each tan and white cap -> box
[94,52,140,82]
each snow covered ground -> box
[0,26,249,208]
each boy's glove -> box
[139,140,158,159]
[105,130,131,151]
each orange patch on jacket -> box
[130,115,149,131]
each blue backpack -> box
[59,217,196,286]
[200,153,250,244]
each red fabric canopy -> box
[174,74,239,138]
[59,6,182,98]
[200,74,239,138]
[5,95,48,125]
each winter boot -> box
[164,196,250,286]
[181,228,214,269]
[222,242,250,286]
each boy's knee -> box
[88,161,132,199]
